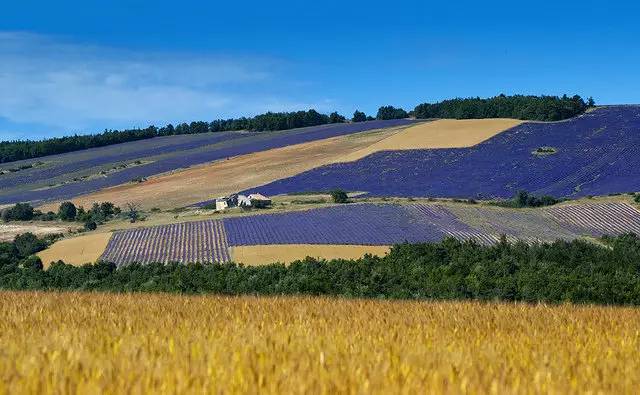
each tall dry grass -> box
[1,291,638,394]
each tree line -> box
[2,232,640,305]
[413,94,594,121]
[1,94,593,163]
[0,109,350,164]
[1,201,122,231]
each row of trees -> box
[495,190,563,208]
[0,109,347,163]
[1,94,592,163]
[1,201,122,231]
[413,94,594,121]
[2,233,640,305]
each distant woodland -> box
[414,94,593,121]
[0,94,592,163]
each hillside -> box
[0,119,417,205]
[253,106,640,199]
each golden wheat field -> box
[1,292,639,394]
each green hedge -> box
[2,234,640,305]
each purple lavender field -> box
[100,220,230,266]
[252,106,640,199]
[223,204,475,246]
[545,202,640,237]
[98,202,640,265]
[0,119,417,205]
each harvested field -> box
[230,244,391,265]
[39,125,411,211]
[0,222,75,242]
[2,291,639,393]
[37,232,113,268]
[340,118,522,162]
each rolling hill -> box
[251,106,640,199]
[0,119,418,205]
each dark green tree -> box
[329,112,346,123]
[352,110,367,122]
[13,233,46,258]
[329,189,349,203]
[376,106,408,120]
[58,201,77,221]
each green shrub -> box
[1,203,35,222]
[496,190,563,208]
[58,201,77,221]
[13,233,47,258]
[329,189,349,204]
[3,235,640,305]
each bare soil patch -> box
[0,222,76,242]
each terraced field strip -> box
[44,123,414,211]
[100,220,230,266]
[2,119,419,206]
[92,202,640,266]
[545,202,640,236]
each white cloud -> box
[0,32,333,138]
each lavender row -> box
[545,203,640,237]
[252,106,640,199]
[100,220,230,266]
[0,132,246,190]
[98,202,640,265]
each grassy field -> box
[1,291,638,394]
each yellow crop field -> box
[1,291,639,394]
[231,244,391,265]
[37,232,113,268]
[340,118,523,162]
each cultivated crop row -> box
[100,220,230,266]
[98,202,640,265]
[545,202,640,236]
[223,203,454,246]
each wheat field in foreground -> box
[1,292,639,394]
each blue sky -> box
[1,0,639,140]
